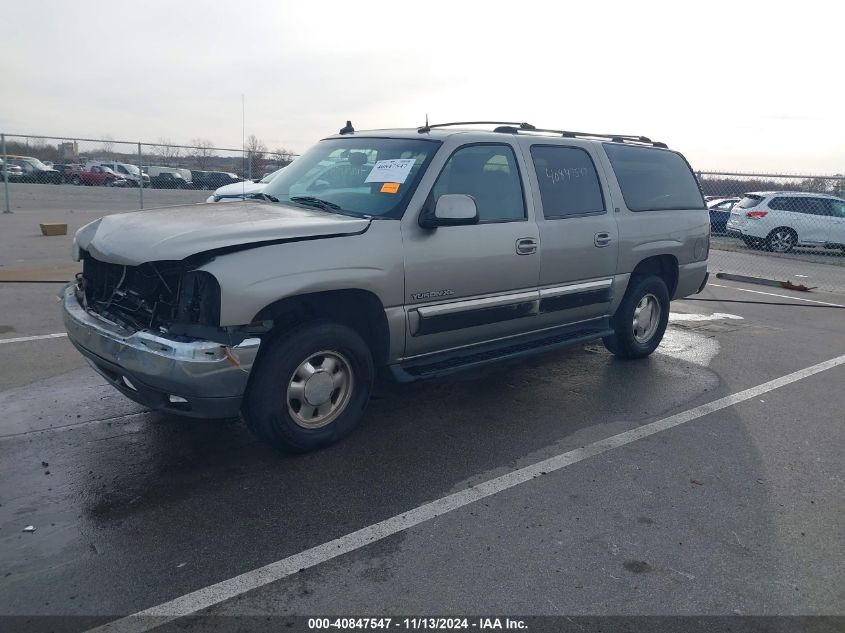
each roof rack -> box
[417,121,536,134]
[501,126,667,148]
[417,121,666,148]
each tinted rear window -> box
[737,195,765,209]
[603,144,704,212]
[530,145,605,218]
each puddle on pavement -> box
[658,311,744,367]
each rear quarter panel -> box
[594,147,710,299]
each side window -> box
[810,199,832,216]
[829,200,845,218]
[530,146,604,218]
[768,197,795,212]
[774,197,828,216]
[603,143,704,212]
[432,144,525,222]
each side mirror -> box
[419,194,479,229]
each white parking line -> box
[0,333,67,345]
[709,283,845,307]
[85,353,845,633]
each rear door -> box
[402,142,540,356]
[520,140,619,323]
[769,196,828,244]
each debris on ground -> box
[23,525,36,533]
[780,280,816,292]
[690,479,703,486]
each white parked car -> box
[206,167,286,202]
[726,191,845,253]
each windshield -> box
[263,137,441,218]
[737,194,764,209]
[25,157,49,170]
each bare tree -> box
[100,134,115,157]
[189,138,216,170]
[155,137,182,165]
[271,147,294,166]
[244,134,267,178]
[802,177,835,194]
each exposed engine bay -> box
[78,251,221,333]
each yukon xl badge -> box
[411,289,455,301]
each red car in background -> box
[64,165,128,187]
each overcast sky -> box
[2,0,843,173]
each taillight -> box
[746,211,768,219]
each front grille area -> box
[81,252,190,330]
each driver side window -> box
[432,144,525,223]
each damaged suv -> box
[63,121,709,453]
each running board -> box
[388,319,613,382]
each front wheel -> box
[243,321,374,453]
[603,275,670,360]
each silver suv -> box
[62,122,710,453]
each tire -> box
[765,227,797,253]
[603,275,670,360]
[243,320,374,453]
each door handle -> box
[515,237,537,255]
[594,232,612,247]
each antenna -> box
[241,94,246,197]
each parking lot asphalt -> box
[1,278,843,631]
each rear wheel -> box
[766,228,797,253]
[243,321,374,453]
[603,275,670,360]
[71,175,81,185]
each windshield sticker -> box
[380,182,400,194]
[365,159,416,184]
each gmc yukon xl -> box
[63,121,709,453]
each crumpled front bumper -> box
[61,284,260,418]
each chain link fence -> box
[2,133,843,294]
[1,132,295,212]
[698,171,845,294]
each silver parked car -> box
[63,121,709,453]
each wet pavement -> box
[0,280,844,631]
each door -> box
[522,142,619,323]
[826,198,845,244]
[769,196,828,245]
[402,143,540,356]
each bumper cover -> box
[62,284,260,418]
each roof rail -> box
[522,127,667,148]
[415,121,666,147]
[417,121,536,134]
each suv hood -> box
[75,201,371,266]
